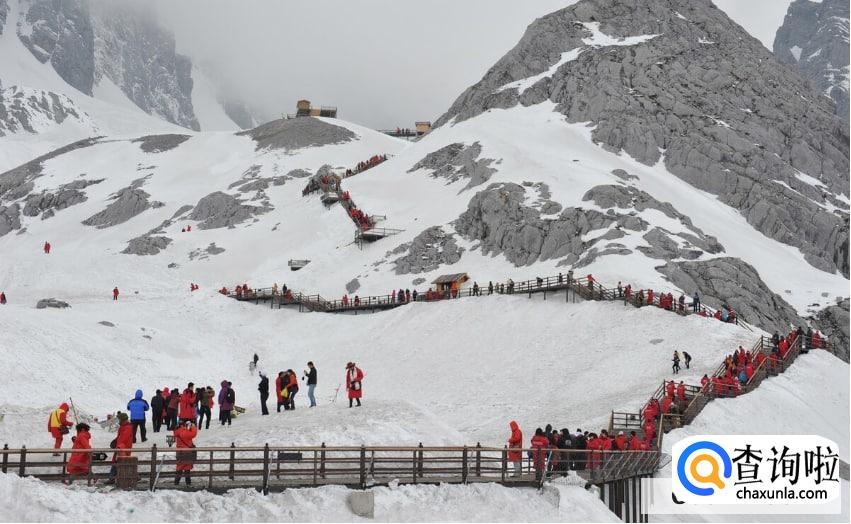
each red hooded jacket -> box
[507,421,523,461]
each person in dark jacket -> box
[218,381,234,425]
[683,351,692,369]
[166,389,180,430]
[258,373,270,415]
[127,389,149,443]
[196,387,211,429]
[150,390,164,433]
[304,362,318,407]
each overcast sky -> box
[153,0,793,129]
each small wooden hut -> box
[431,272,469,293]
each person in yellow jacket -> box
[47,402,73,454]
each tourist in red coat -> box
[345,362,364,408]
[614,431,627,451]
[629,431,640,450]
[676,382,686,402]
[178,384,197,423]
[643,420,655,443]
[106,412,133,484]
[661,395,673,415]
[666,380,675,397]
[67,423,92,478]
[174,420,198,486]
[530,428,550,479]
[507,421,523,476]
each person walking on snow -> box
[672,351,681,374]
[507,421,523,477]
[150,390,164,433]
[0,291,5,305]
[127,389,149,443]
[112,287,119,301]
[173,420,198,486]
[218,381,234,425]
[346,362,364,408]
[683,351,692,369]
[48,402,73,453]
[304,362,318,407]
[43,241,51,254]
[275,372,285,413]
[258,373,270,415]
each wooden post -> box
[475,443,481,477]
[359,446,366,489]
[462,446,468,484]
[19,446,26,477]
[501,446,507,483]
[412,449,417,484]
[229,443,235,481]
[313,450,318,486]
[1,444,7,474]
[320,443,326,479]
[262,444,270,495]
[208,450,214,490]
[149,444,157,490]
[417,443,424,478]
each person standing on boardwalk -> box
[258,372,270,415]
[304,362,318,407]
[174,420,198,486]
[346,362,364,408]
[507,421,523,477]
[127,389,149,443]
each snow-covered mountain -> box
[0,0,259,134]
[774,0,850,123]
[0,0,848,353]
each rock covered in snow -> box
[810,298,850,361]
[132,134,191,153]
[387,226,465,274]
[16,0,95,95]
[773,0,849,123]
[0,1,7,35]
[436,0,849,277]
[82,179,159,229]
[0,86,91,137]
[122,234,172,256]
[22,178,102,219]
[408,142,497,191]
[238,117,356,151]
[188,191,267,229]
[655,257,804,334]
[36,298,70,309]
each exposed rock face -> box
[220,98,259,130]
[656,258,804,334]
[22,178,102,218]
[82,178,159,228]
[0,203,21,236]
[90,1,198,130]
[36,298,70,309]
[387,226,465,274]
[810,298,850,361]
[15,0,200,129]
[238,117,356,151]
[0,86,89,136]
[132,134,191,153]
[345,278,360,294]
[408,142,497,190]
[122,234,172,256]
[188,191,267,229]
[436,0,850,276]
[188,242,226,260]
[774,0,850,123]
[0,1,8,35]
[17,0,95,95]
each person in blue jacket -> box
[127,389,150,443]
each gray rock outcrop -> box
[36,298,70,309]
[810,298,850,361]
[132,134,190,153]
[238,117,356,151]
[188,191,266,229]
[22,178,102,218]
[408,142,498,191]
[122,234,172,256]
[188,242,225,260]
[345,278,361,294]
[387,226,465,274]
[0,86,87,136]
[0,203,21,236]
[656,258,804,334]
[0,1,8,35]
[774,0,849,123]
[82,179,158,228]
[435,0,849,276]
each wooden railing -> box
[0,444,660,491]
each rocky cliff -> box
[774,0,850,124]
[14,0,199,130]
[436,0,850,278]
